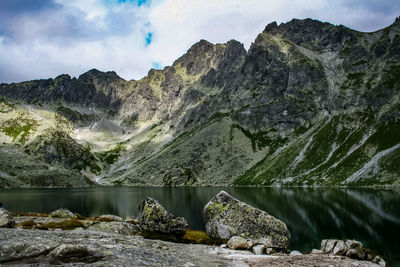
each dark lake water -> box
[1,187,399,265]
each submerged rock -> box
[203,191,290,249]
[0,208,15,228]
[137,197,188,236]
[87,221,140,235]
[49,209,75,218]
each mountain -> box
[0,18,399,188]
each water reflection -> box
[1,187,399,264]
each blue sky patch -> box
[152,62,162,69]
[115,0,151,7]
[145,32,152,46]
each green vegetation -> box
[231,124,288,153]
[0,98,14,113]
[0,113,38,143]
[96,143,125,165]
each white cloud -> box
[0,0,399,83]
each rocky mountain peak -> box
[78,69,123,82]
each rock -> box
[49,209,75,218]
[87,222,140,235]
[372,256,386,266]
[311,249,323,254]
[346,249,365,260]
[48,244,105,264]
[0,208,15,228]
[203,191,290,249]
[266,247,275,254]
[289,250,303,256]
[138,197,188,236]
[345,240,365,260]
[252,244,265,255]
[220,244,227,249]
[96,214,124,222]
[322,239,337,253]
[332,240,348,256]
[321,239,327,251]
[226,236,252,250]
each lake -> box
[1,186,399,265]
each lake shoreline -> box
[0,226,384,266]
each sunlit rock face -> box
[0,18,399,188]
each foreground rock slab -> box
[0,228,382,267]
[203,191,290,249]
[138,197,188,236]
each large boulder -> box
[137,197,188,236]
[203,191,290,249]
[0,208,15,228]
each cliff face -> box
[0,18,399,188]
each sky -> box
[0,0,399,83]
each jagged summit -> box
[0,18,399,188]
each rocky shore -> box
[0,191,386,266]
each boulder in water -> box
[137,197,188,236]
[203,191,290,249]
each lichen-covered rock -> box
[0,208,15,228]
[203,191,290,249]
[138,197,188,236]
[96,214,124,222]
[49,209,75,218]
[226,236,253,250]
[87,222,140,235]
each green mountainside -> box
[0,18,399,188]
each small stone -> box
[321,240,327,251]
[227,236,251,250]
[289,250,302,256]
[324,239,337,253]
[161,246,169,250]
[252,245,265,255]
[49,209,74,218]
[266,247,274,254]
[311,249,323,254]
[373,256,386,266]
[366,253,374,261]
[332,240,348,255]
[220,244,227,248]
[345,240,363,249]
[346,248,365,260]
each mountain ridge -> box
[0,17,399,188]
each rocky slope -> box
[0,17,399,188]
